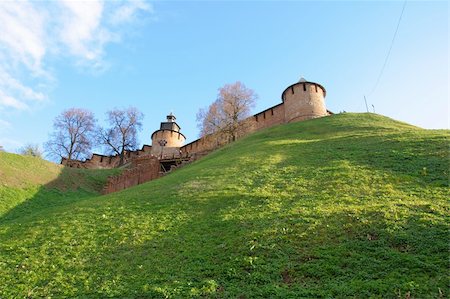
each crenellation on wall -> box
[64,77,331,192]
[180,78,328,158]
[64,78,330,169]
[250,103,285,132]
[282,80,327,123]
[61,144,153,169]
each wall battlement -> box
[61,144,153,169]
[179,78,331,156]
[63,78,331,192]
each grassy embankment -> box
[0,153,120,217]
[0,113,448,298]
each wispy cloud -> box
[0,0,153,112]
[59,1,113,62]
[110,0,153,25]
[0,68,46,110]
[0,90,29,111]
[0,1,47,73]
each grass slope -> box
[0,152,120,218]
[0,113,448,298]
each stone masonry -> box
[63,78,331,193]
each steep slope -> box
[0,113,448,298]
[0,152,120,217]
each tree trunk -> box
[119,150,125,166]
[67,142,74,162]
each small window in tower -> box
[291,86,295,94]
[255,115,258,122]
[271,108,274,116]
[263,112,266,119]
[315,85,318,92]
[303,83,306,91]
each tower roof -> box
[151,113,185,139]
[166,113,176,122]
[281,79,326,101]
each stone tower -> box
[281,77,327,123]
[151,113,186,157]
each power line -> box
[364,95,369,112]
[367,1,407,97]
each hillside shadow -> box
[1,124,448,297]
[0,166,116,223]
[11,186,443,298]
[1,162,448,298]
[79,190,447,297]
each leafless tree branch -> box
[44,108,96,162]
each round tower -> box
[151,113,186,157]
[281,77,327,123]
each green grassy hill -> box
[0,152,120,218]
[0,113,448,298]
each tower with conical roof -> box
[281,77,327,122]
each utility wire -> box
[367,0,407,97]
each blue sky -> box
[0,1,448,155]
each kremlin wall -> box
[62,78,332,193]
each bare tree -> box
[45,108,96,162]
[19,143,43,158]
[197,81,257,141]
[196,101,221,137]
[98,107,143,166]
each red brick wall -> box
[102,155,160,194]
[240,103,285,136]
[180,102,287,157]
[283,82,327,122]
[252,103,286,131]
[61,145,153,169]
[180,133,223,156]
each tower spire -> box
[166,112,176,122]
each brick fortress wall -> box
[180,80,331,157]
[61,145,153,169]
[179,103,287,156]
[102,155,160,194]
[63,79,331,193]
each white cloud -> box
[0,1,47,73]
[0,90,28,110]
[58,0,114,62]
[110,0,153,25]
[0,0,154,112]
[0,68,46,103]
